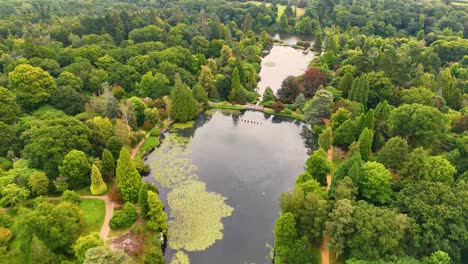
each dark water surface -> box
[145,110,310,264]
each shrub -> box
[272,101,285,112]
[0,158,12,171]
[0,227,12,246]
[262,101,274,108]
[283,108,293,114]
[108,185,123,204]
[130,131,145,147]
[133,156,150,176]
[150,127,161,137]
[109,202,138,230]
[61,190,81,205]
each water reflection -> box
[257,45,314,98]
[144,110,311,264]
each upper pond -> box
[257,40,314,97]
[144,110,310,264]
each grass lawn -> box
[263,108,305,121]
[209,102,245,110]
[139,136,159,154]
[246,1,305,21]
[79,198,106,234]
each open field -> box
[246,1,305,20]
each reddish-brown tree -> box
[303,67,328,98]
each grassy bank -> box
[79,198,106,234]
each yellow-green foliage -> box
[90,164,107,195]
[171,251,190,264]
[152,134,233,252]
[170,121,195,131]
[0,227,12,246]
[168,180,233,251]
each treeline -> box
[270,3,467,264]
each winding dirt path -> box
[49,195,113,240]
[321,146,334,264]
[131,132,149,159]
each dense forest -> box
[0,0,466,263]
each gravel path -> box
[49,195,113,240]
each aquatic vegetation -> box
[151,134,196,187]
[171,251,190,264]
[168,180,233,251]
[152,133,233,252]
[170,121,195,131]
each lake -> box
[144,33,316,263]
[257,34,315,98]
[144,111,310,264]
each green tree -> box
[318,126,333,151]
[346,201,409,260]
[61,190,81,205]
[192,83,209,104]
[22,117,91,177]
[422,251,451,264]
[274,212,297,263]
[116,148,141,202]
[400,148,456,184]
[0,86,20,124]
[349,74,369,109]
[305,148,331,186]
[0,184,30,207]
[8,64,56,110]
[375,137,409,170]
[147,190,168,235]
[280,187,328,244]
[138,183,157,218]
[49,86,85,116]
[106,137,123,160]
[228,67,247,104]
[389,104,447,147]
[333,119,358,147]
[101,149,116,182]
[136,72,170,99]
[359,162,393,205]
[357,128,373,161]
[330,152,362,193]
[83,246,129,264]
[325,199,354,259]
[337,72,353,97]
[16,201,83,252]
[331,108,351,130]
[30,235,58,264]
[262,87,277,103]
[56,71,83,91]
[170,75,199,122]
[366,71,393,109]
[59,150,91,189]
[401,87,436,106]
[73,233,104,262]
[304,88,334,124]
[90,164,107,195]
[28,172,49,196]
[397,181,467,262]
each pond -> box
[257,34,315,98]
[144,110,311,264]
[271,32,316,46]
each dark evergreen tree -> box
[170,75,199,122]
